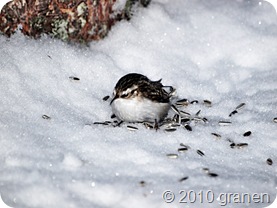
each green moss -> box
[51,19,69,41]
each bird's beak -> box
[110,94,119,105]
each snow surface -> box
[0,0,277,207]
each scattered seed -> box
[139,181,146,187]
[235,103,246,110]
[69,76,80,81]
[202,117,209,123]
[166,154,178,159]
[171,105,180,114]
[143,122,153,129]
[178,147,189,153]
[190,100,199,104]
[243,131,252,137]
[197,149,205,156]
[236,143,248,148]
[127,125,138,131]
[208,173,218,177]
[180,111,191,117]
[184,124,192,131]
[193,116,203,122]
[102,95,110,101]
[93,121,110,125]
[179,177,189,182]
[172,114,180,123]
[180,143,191,149]
[218,121,232,126]
[229,110,238,117]
[42,114,51,120]
[195,110,201,116]
[230,143,236,148]
[273,118,277,123]
[176,99,189,106]
[267,158,273,165]
[202,168,210,173]
[47,55,52,59]
[165,128,177,132]
[203,100,212,107]
[181,118,190,123]
[111,114,116,119]
[227,138,234,143]
[211,133,221,138]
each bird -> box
[110,73,172,123]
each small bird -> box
[110,73,172,123]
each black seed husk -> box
[267,158,273,165]
[102,95,110,101]
[197,149,205,156]
[179,176,189,182]
[243,131,252,137]
[42,115,51,119]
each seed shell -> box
[273,118,277,123]
[69,76,80,81]
[236,143,248,148]
[127,125,138,131]
[179,176,189,182]
[243,131,252,137]
[218,121,232,126]
[102,95,110,101]
[180,143,191,149]
[266,158,273,165]
[178,147,189,153]
[235,103,246,110]
[190,100,199,104]
[171,105,180,114]
[208,173,218,177]
[176,99,189,106]
[229,110,238,117]
[203,100,212,107]
[197,149,205,156]
[184,124,192,131]
[211,133,221,138]
[166,154,178,159]
[165,128,177,132]
[42,114,51,120]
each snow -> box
[0,0,277,207]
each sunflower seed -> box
[190,100,199,104]
[197,149,205,156]
[229,110,238,117]
[203,100,212,107]
[208,173,218,177]
[211,133,221,138]
[184,124,192,131]
[165,128,177,132]
[178,147,189,153]
[243,131,252,137]
[193,116,203,122]
[111,114,116,119]
[42,114,51,119]
[102,95,110,101]
[235,103,246,110]
[171,105,180,114]
[180,111,191,117]
[266,158,273,165]
[143,122,153,129]
[273,118,277,123]
[139,181,146,187]
[172,114,180,123]
[176,99,189,106]
[179,176,189,182]
[227,138,234,143]
[127,125,138,131]
[180,143,191,149]
[230,143,236,148]
[195,110,201,116]
[93,121,110,125]
[218,121,232,126]
[236,143,248,148]
[181,118,190,123]
[69,76,80,81]
[202,117,209,123]
[166,154,178,159]
[202,168,210,173]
